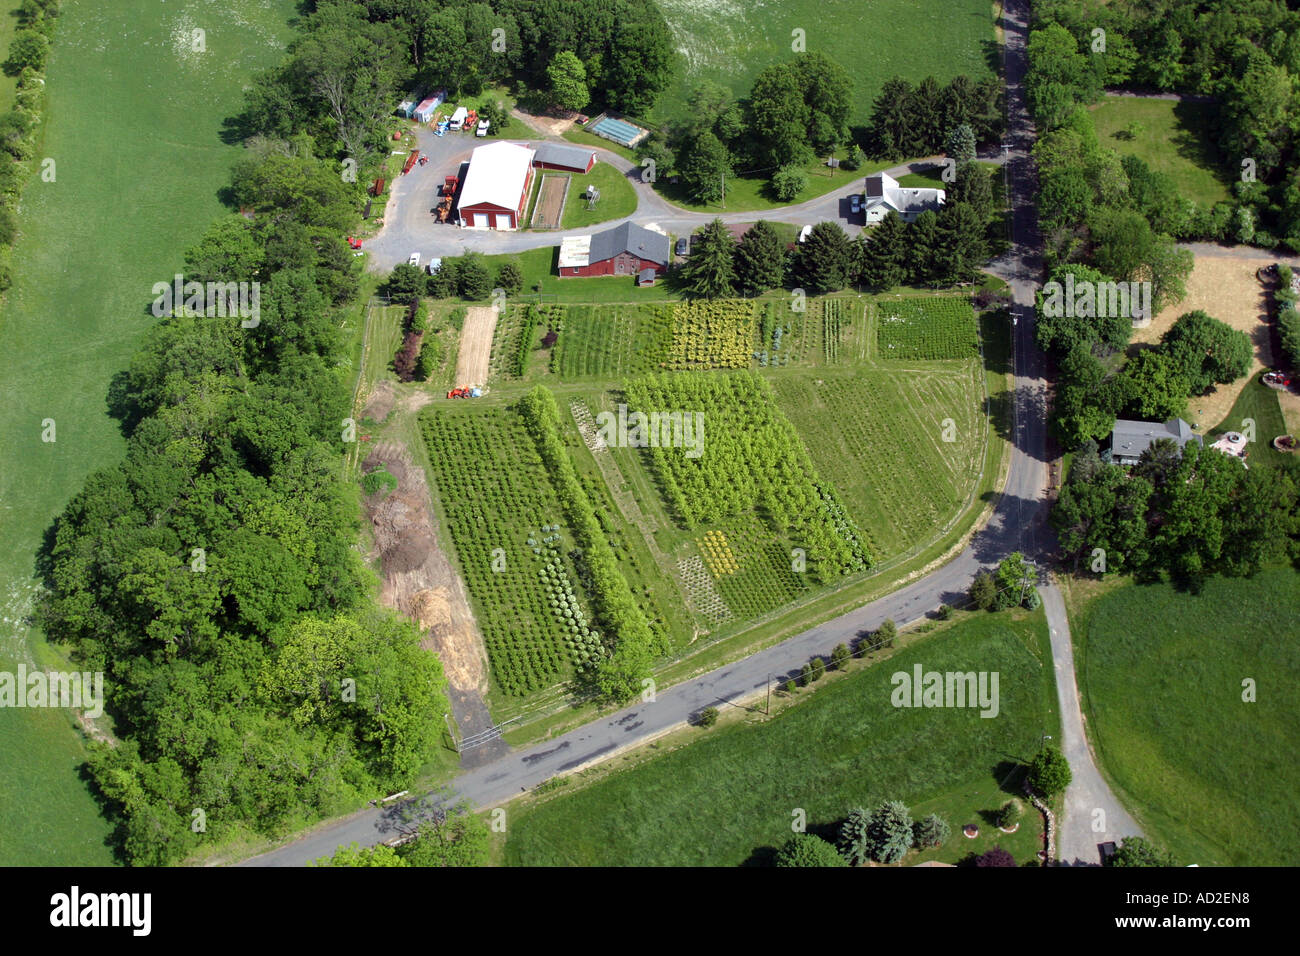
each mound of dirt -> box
[408,587,453,633]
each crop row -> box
[876,297,979,361]
[664,300,757,370]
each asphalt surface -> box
[242,0,1138,867]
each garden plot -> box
[665,300,759,369]
[551,303,674,378]
[531,174,570,229]
[454,305,499,386]
[876,296,979,361]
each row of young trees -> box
[36,33,451,866]
[0,0,60,291]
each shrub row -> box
[1276,265,1300,370]
[518,385,666,701]
[0,1,61,292]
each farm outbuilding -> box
[557,222,670,277]
[458,141,536,231]
[532,142,597,174]
[413,90,446,124]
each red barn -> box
[457,141,536,231]
[557,222,671,278]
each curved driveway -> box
[244,0,1138,867]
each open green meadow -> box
[558,160,638,230]
[0,0,297,865]
[650,0,998,128]
[1211,374,1292,469]
[1089,96,1231,208]
[1076,569,1300,866]
[503,609,1058,866]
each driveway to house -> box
[363,124,956,270]
[242,0,1136,867]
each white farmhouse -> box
[862,171,945,223]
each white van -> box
[408,252,420,267]
[448,106,469,131]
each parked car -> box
[408,252,420,267]
[675,236,688,257]
[476,119,490,137]
[850,193,861,214]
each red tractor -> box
[447,386,472,399]
[346,236,362,249]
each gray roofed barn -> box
[588,222,670,266]
[1110,417,1202,465]
[531,142,597,173]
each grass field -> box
[1089,96,1231,208]
[1075,569,1300,866]
[478,247,680,303]
[772,364,984,559]
[503,608,1057,866]
[558,160,637,230]
[650,0,997,129]
[0,0,298,866]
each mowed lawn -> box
[1089,96,1231,208]
[504,610,1058,866]
[0,0,297,866]
[1078,569,1300,866]
[650,0,998,128]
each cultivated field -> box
[454,305,499,386]
[0,0,297,866]
[1076,569,1300,866]
[876,296,981,361]
[503,609,1057,866]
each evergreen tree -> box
[837,807,872,865]
[867,801,914,864]
[734,220,786,296]
[680,218,737,298]
[794,220,852,294]
[860,212,908,291]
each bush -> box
[997,799,1024,829]
[448,307,467,331]
[415,337,443,382]
[774,833,848,867]
[976,847,1016,867]
[1108,836,1177,867]
[1023,587,1042,610]
[912,813,951,848]
[970,570,998,610]
[830,643,850,670]
[770,165,807,202]
[876,618,896,648]
[361,467,398,497]
[783,679,796,694]
[695,706,719,728]
[808,656,826,682]
[799,662,813,686]
[937,603,953,620]
[1029,745,1072,797]
[841,144,864,171]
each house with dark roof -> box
[1110,417,1202,466]
[531,142,597,173]
[556,222,671,278]
[863,171,945,223]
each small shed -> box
[413,91,445,124]
[532,142,597,174]
[637,267,657,287]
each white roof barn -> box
[457,141,536,230]
[863,171,945,223]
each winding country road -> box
[243,0,1138,867]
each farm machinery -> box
[446,386,482,399]
[346,236,362,249]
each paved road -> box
[363,125,965,270]
[241,0,1136,867]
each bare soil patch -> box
[531,174,569,229]
[512,106,579,136]
[1134,255,1275,431]
[362,379,396,425]
[454,305,499,387]
[363,438,488,694]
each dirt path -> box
[453,305,499,387]
[362,392,508,767]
